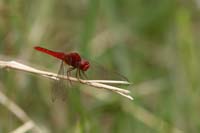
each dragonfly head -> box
[79,60,90,71]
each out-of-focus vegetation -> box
[0,0,200,132]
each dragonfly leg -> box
[76,69,79,79]
[81,71,88,79]
[76,69,82,81]
[78,69,85,79]
[67,67,75,84]
[67,67,75,77]
[76,69,88,81]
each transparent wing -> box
[84,60,129,85]
[66,58,129,82]
[51,61,67,102]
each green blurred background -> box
[0,0,200,132]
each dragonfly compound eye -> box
[80,60,90,71]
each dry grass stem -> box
[0,60,133,100]
[11,121,35,133]
[0,85,41,132]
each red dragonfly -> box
[34,46,90,78]
[34,46,128,101]
[34,46,92,101]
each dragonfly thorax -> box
[64,52,81,67]
[64,53,89,71]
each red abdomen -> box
[34,46,66,61]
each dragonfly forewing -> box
[51,61,67,102]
